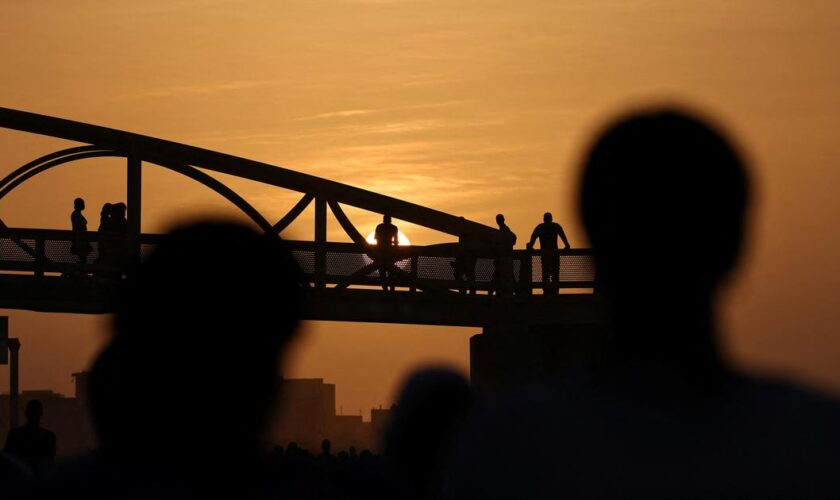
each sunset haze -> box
[2,0,840,415]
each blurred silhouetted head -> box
[100,203,112,216]
[321,439,332,456]
[580,109,749,302]
[384,368,472,499]
[89,220,303,466]
[73,198,84,211]
[383,214,392,224]
[543,212,552,223]
[113,203,126,217]
[496,214,505,226]
[24,400,43,426]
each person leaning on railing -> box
[526,212,570,295]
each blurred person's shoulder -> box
[728,372,840,445]
[443,372,840,499]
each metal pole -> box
[127,156,142,264]
[8,338,20,429]
[127,156,142,236]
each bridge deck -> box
[0,274,603,327]
[0,227,600,326]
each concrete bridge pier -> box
[470,322,611,392]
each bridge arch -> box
[0,107,502,241]
[0,107,544,296]
[0,146,272,232]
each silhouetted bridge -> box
[0,108,601,327]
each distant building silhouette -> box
[272,376,382,452]
[370,405,397,447]
[273,377,336,451]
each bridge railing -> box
[0,227,596,293]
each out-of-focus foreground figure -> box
[443,109,840,499]
[41,220,303,499]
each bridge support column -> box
[127,156,142,264]
[314,197,327,288]
[470,322,610,392]
[127,156,142,235]
[7,338,20,429]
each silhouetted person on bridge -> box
[70,197,92,267]
[110,202,127,234]
[104,202,128,270]
[4,399,56,476]
[95,203,114,266]
[443,109,840,499]
[97,203,113,233]
[451,224,478,295]
[489,213,516,296]
[41,220,304,499]
[374,215,399,292]
[526,212,570,294]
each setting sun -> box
[366,230,411,246]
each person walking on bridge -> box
[526,212,570,294]
[374,214,400,291]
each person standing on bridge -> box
[526,212,570,295]
[375,214,400,291]
[95,203,114,266]
[70,197,92,268]
[490,213,517,296]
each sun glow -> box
[366,230,411,246]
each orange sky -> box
[2,0,840,415]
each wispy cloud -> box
[110,79,278,100]
[291,100,467,122]
[293,109,380,121]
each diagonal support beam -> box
[269,193,314,236]
[327,200,367,246]
[333,261,380,290]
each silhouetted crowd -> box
[372,210,570,295]
[3,108,840,498]
[69,199,130,272]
